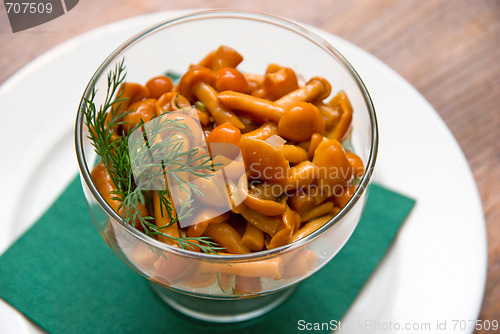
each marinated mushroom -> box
[278,101,325,142]
[240,137,290,182]
[313,137,352,195]
[88,45,363,260]
[179,66,244,129]
[275,77,331,108]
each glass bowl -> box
[75,9,378,323]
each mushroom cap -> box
[178,66,216,102]
[240,137,290,182]
[238,174,287,216]
[312,137,352,193]
[278,102,325,142]
[308,76,332,101]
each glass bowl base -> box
[149,282,297,323]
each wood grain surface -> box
[1,0,499,332]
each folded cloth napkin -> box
[0,176,414,334]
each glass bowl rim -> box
[75,8,379,262]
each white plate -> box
[0,10,487,334]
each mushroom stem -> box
[275,77,331,108]
[218,90,285,122]
[193,82,245,129]
[241,121,279,140]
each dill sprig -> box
[82,59,223,254]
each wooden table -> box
[1,0,499,332]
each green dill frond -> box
[82,59,222,254]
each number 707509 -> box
[5,2,53,14]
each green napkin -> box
[0,176,414,334]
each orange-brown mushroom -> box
[237,174,287,216]
[278,102,325,142]
[204,222,250,254]
[122,98,157,133]
[239,137,290,182]
[215,67,250,93]
[241,223,265,251]
[153,190,181,246]
[346,152,365,178]
[275,77,332,108]
[115,82,149,114]
[186,211,230,237]
[290,214,334,243]
[274,161,318,195]
[241,121,279,140]
[267,205,298,249]
[239,206,283,236]
[264,66,299,100]
[279,145,309,164]
[211,45,244,71]
[146,75,173,99]
[307,133,324,158]
[217,90,285,122]
[300,201,334,223]
[327,91,353,141]
[179,66,244,129]
[312,137,352,195]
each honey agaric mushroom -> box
[197,50,215,68]
[215,67,250,93]
[241,223,265,251]
[267,205,298,249]
[91,161,149,230]
[145,75,173,99]
[288,192,316,214]
[317,103,340,130]
[171,94,191,111]
[122,98,157,132]
[244,72,265,87]
[239,137,290,182]
[237,174,287,216]
[279,145,309,164]
[217,90,285,122]
[264,66,299,100]
[288,186,330,214]
[346,152,365,177]
[300,201,335,223]
[116,82,149,114]
[275,77,332,108]
[333,183,357,208]
[312,137,352,195]
[204,222,250,254]
[278,102,325,142]
[241,121,279,140]
[327,91,353,141]
[154,92,191,115]
[282,249,319,279]
[155,92,177,114]
[106,82,149,137]
[307,133,324,158]
[290,214,335,243]
[153,190,181,246]
[211,45,244,71]
[273,161,318,195]
[179,66,244,129]
[239,205,283,236]
[186,211,230,238]
[178,66,216,102]
[212,154,246,181]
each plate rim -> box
[0,9,487,334]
